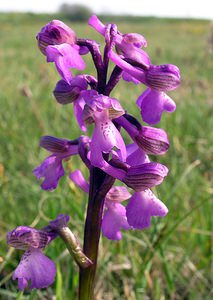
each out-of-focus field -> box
[0,13,212,300]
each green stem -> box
[78,167,115,300]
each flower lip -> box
[33,155,65,191]
[12,248,56,290]
[102,202,131,240]
[136,88,176,125]
[126,189,168,230]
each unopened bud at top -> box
[36,20,77,55]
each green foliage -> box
[0,13,212,299]
[59,3,93,22]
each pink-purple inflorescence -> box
[8,15,180,290]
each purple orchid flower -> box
[101,201,131,240]
[36,19,77,55]
[126,189,168,229]
[37,20,86,84]
[33,136,79,191]
[136,88,177,125]
[102,186,132,240]
[7,215,70,290]
[30,18,180,297]
[7,226,57,290]
[82,93,127,174]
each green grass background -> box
[0,13,212,299]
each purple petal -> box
[69,170,89,193]
[114,32,150,69]
[13,248,56,290]
[82,94,125,124]
[73,95,87,132]
[122,72,141,84]
[109,50,146,83]
[33,155,64,191]
[102,202,131,240]
[126,145,149,166]
[126,190,168,229]
[88,15,106,35]
[136,88,176,125]
[46,44,85,83]
[91,118,126,162]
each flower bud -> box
[36,20,77,55]
[145,64,180,91]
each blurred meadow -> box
[0,12,213,300]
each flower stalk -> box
[79,167,115,300]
